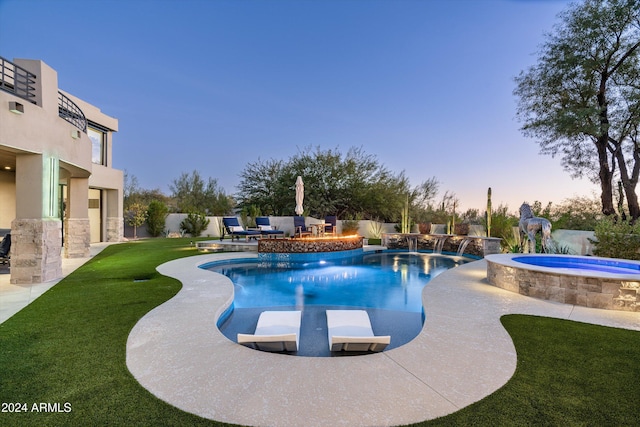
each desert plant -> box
[341,219,360,235]
[590,218,640,260]
[145,200,168,237]
[179,211,210,237]
[368,220,384,239]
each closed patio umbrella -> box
[295,176,304,215]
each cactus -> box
[486,187,492,237]
[400,195,411,233]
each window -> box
[88,127,106,165]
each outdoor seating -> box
[324,215,337,236]
[0,233,10,265]
[237,310,301,352]
[293,216,312,238]
[221,217,260,241]
[326,310,390,352]
[255,217,284,238]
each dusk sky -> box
[0,0,598,213]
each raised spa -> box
[486,254,640,312]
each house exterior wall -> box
[0,56,123,284]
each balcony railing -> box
[58,91,87,133]
[0,55,36,103]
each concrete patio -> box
[126,252,640,427]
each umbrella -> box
[295,176,304,215]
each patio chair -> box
[237,310,301,352]
[324,215,337,236]
[0,233,10,265]
[255,217,284,238]
[326,310,390,352]
[293,216,312,238]
[221,217,260,241]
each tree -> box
[170,170,233,215]
[236,146,412,221]
[123,171,171,210]
[146,200,169,237]
[514,0,640,220]
[125,203,147,239]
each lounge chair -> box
[326,310,390,352]
[293,216,312,238]
[255,217,284,238]
[0,233,10,265]
[221,217,260,241]
[324,215,337,236]
[237,310,301,352]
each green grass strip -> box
[1,238,638,426]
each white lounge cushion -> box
[258,225,273,231]
[237,310,301,352]
[230,226,244,232]
[326,310,390,352]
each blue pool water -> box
[513,255,640,275]
[204,252,470,356]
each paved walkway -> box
[126,253,640,427]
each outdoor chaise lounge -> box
[221,217,260,241]
[237,310,301,352]
[255,216,285,238]
[326,310,390,352]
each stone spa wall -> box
[486,255,640,312]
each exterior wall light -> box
[71,129,81,139]
[9,101,24,114]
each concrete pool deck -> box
[126,252,640,427]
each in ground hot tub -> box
[485,254,640,312]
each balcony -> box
[0,55,36,103]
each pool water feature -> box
[205,252,470,356]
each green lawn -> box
[1,238,638,426]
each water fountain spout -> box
[434,236,447,254]
[457,237,472,256]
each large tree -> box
[514,0,640,220]
[236,146,428,222]
[169,170,233,215]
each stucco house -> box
[0,56,123,284]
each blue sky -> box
[0,0,597,213]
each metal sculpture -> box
[519,203,553,253]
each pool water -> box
[512,255,640,275]
[206,252,469,356]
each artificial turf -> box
[0,238,638,426]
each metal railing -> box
[58,91,87,132]
[0,55,37,103]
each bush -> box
[146,200,168,237]
[179,211,210,237]
[341,219,360,235]
[590,217,640,260]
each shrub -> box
[179,211,210,237]
[146,200,168,237]
[590,218,640,260]
[341,219,360,235]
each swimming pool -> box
[204,252,470,356]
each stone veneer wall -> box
[258,237,363,253]
[382,233,501,258]
[64,218,90,258]
[10,218,62,284]
[486,259,640,312]
[106,216,124,242]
